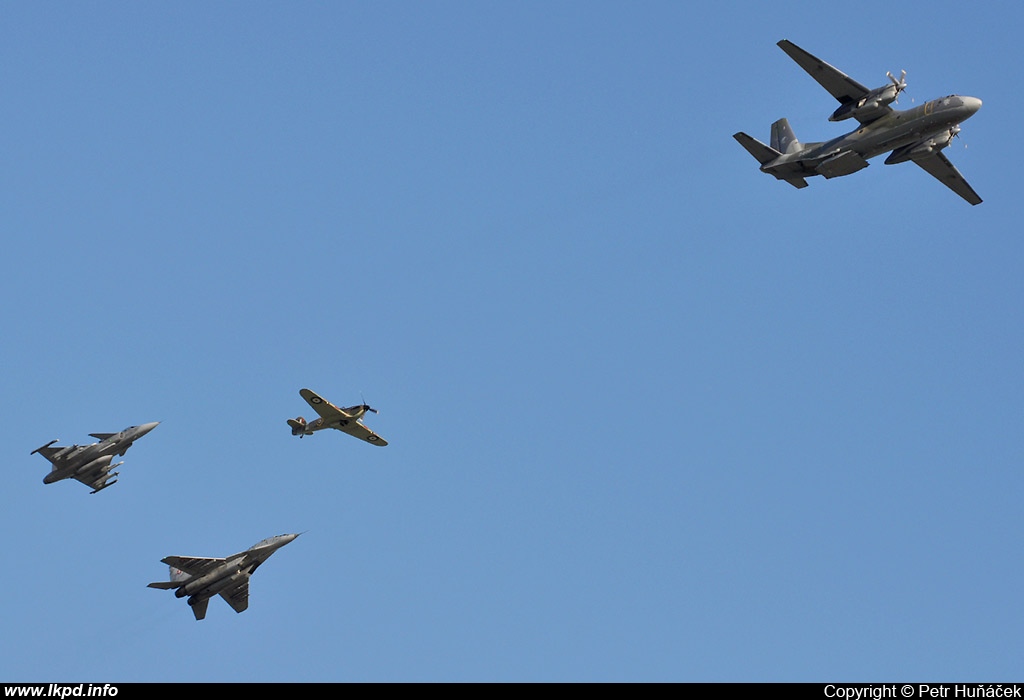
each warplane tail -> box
[147,566,190,590]
[733,132,781,166]
[147,580,177,589]
[770,118,801,154]
[734,128,810,190]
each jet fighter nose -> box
[138,422,160,435]
[274,533,301,549]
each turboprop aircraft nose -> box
[963,96,982,115]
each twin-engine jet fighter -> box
[148,533,300,620]
[734,40,982,205]
[287,388,388,446]
[30,422,160,493]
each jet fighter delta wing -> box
[148,534,299,620]
[288,388,388,446]
[30,422,159,493]
[734,40,982,204]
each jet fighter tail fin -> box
[770,118,801,154]
[733,132,781,166]
[190,598,209,621]
[169,566,190,583]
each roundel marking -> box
[368,435,379,441]
[310,397,322,404]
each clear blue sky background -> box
[2,1,1021,682]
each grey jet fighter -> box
[148,533,300,620]
[734,40,982,205]
[287,388,388,446]
[30,422,160,493]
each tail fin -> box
[733,132,781,165]
[190,598,209,621]
[770,118,801,154]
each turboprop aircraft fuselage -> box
[767,96,981,172]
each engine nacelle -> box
[830,83,900,122]
[884,126,959,165]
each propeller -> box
[949,124,965,149]
[360,392,378,414]
[887,69,907,103]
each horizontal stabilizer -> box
[733,132,781,166]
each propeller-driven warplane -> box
[287,388,388,446]
[30,422,160,493]
[734,40,982,204]
[148,533,300,620]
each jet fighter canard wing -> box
[161,556,227,577]
[776,40,883,123]
[220,581,250,614]
[88,433,116,440]
[335,420,388,446]
[912,151,983,205]
[299,388,344,421]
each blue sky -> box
[2,1,1021,682]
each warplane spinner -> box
[287,388,388,446]
[734,40,982,204]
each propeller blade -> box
[887,69,907,103]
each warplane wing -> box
[300,388,343,421]
[30,441,72,464]
[220,581,249,614]
[75,471,117,494]
[777,40,886,124]
[334,420,388,446]
[161,555,227,577]
[296,388,387,445]
[912,151,983,205]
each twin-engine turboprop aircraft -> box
[734,40,982,205]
